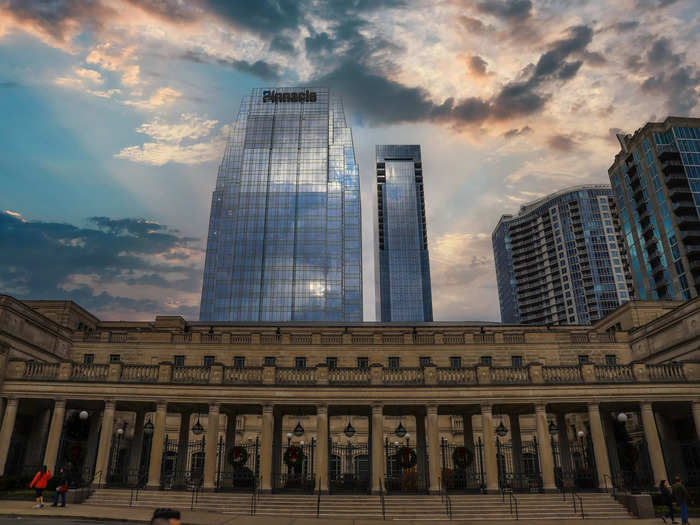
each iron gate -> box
[440,437,485,492]
[496,437,543,492]
[384,440,428,493]
[272,441,315,492]
[552,435,598,490]
[610,438,654,491]
[329,441,370,493]
[161,437,206,489]
[662,439,700,488]
[216,437,260,491]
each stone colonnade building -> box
[0,293,698,494]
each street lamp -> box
[191,414,204,436]
[287,432,292,446]
[548,420,559,435]
[495,421,508,438]
[616,412,628,423]
[405,432,410,446]
[144,418,154,436]
[79,410,89,421]
[293,421,305,437]
[394,421,407,438]
[344,418,356,438]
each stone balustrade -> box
[172,365,210,383]
[223,366,263,385]
[7,360,699,387]
[120,364,159,383]
[328,367,371,385]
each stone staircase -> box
[87,488,633,520]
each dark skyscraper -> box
[200,87,362,321]
[609,117,700,301]
[493,185,631,325]
[375,145,433,321]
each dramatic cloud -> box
[475,0,533,21]
[548,134,577,151]
[115,113,227,165]
[0,211,202,319]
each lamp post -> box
[405,432,410,447]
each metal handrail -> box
[440,477,452,520]
[509,491,519,520]
[250,476,260,515]
[574,492,584,519]
[190,481,201,511]
[316,487,321,518]
[379,479,386,520]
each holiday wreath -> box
[394,446,417,469]
[283,445,305,467]
[452,446,474,469]
[227,446,248,467]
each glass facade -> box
[375,145,433,321]
[493,186,631,325]
[608,117,700,301]
[200,87,362,321]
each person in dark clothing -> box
[660,480,676,524]
[51,467,69,507]
[672,476,691,525]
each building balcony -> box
[664,172,689,188]
[658,145,681,161]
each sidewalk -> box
[0,501,662,525]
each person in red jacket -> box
[29,465,52,508]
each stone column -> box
[462,413,474,448]
[557,413,572,474]
[43,399,67,472]
[587,403,612,488]
[426,405,441,494]
[640,401,667,485]
[480,404,499,493]
[203,403,220,490]
[94,400,116,487]
[174,410,192,486]
[535,403,556,491]
[127,410,146,482]
[510,412,523,478]
[260,404,274,492]
[692,401,700,441]
[315,405,329,493]
[146,401,167,489]
[0,398,18,475]
[371,404,384,494]
[415,412,427,484]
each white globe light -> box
[577,430,585,438]
[617,412,628,423]
[404,433,410,439]
[300,440,304,446]
[79,410,89,420]
[116,428,124,435]
[286,432,292,439]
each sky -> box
[0,0,698,322]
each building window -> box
[605,354,617,366]
[578,355,590,365]
[83,354,95,364]
[419,356,432,367]
[511,356,523,368]
[203,355,215,366]
[295,357,307,369]
[388,356,400,369]
[264,356,276,366]
[450,356,462,369]
[326,357,338,370]
[109,354,121,363]
[480,356,492,366]
[174,355,185,366]
[233,356,245,369]
[357,357,369,369]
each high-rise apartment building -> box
[375,145,433,321]
[493,185,631,325]
[200,88,362,322]
[609,117,700,301]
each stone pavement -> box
[0,501,662,525]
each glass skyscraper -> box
[375,145,433,321]
[200,87,362,321]
[609,117,700,301]
[493,185,632,325]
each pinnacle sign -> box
[262,90,317,103]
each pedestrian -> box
[29,465,52,508]
[660,479,676,524]
[51,467,69,508]
[672,476,691,525]
[151,508,181,525]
